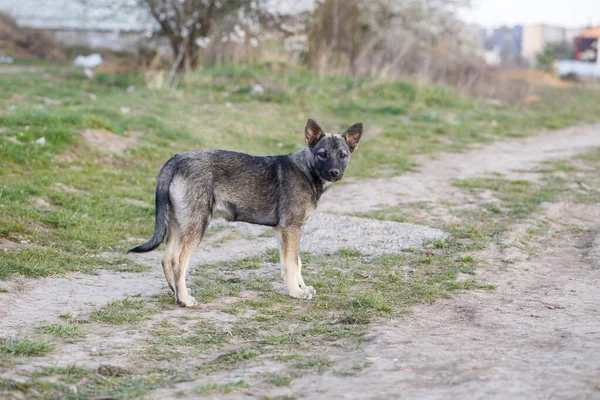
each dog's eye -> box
[318,152,327,159]
[339,153,347,159]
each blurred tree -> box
[536,45,555,73]
[307,0,471,77]
[536,42,572,73]
[143,0,269,72]
[79,0,275,72]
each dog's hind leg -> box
[173,216,210,307]
[279,228,314,299]
[161,216,180,293]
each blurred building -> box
[484,25,523,66]
[556,25,600,79]
[522,24,584,65]
[575,26,600,64]
[0,0,158,51]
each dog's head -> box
[304,119,362,182]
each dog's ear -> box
[343,122,363,152]
[305,119,325,148]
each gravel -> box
[201,211,446,262]
[301,212,446,254]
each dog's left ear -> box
[343,122,363,152]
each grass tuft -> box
[0,337,54,357]
[90,297,157,324]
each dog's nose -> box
[329,169,340,178]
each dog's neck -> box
[289,148,334,202]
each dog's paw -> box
[288,286,315,300]
[177,295,199,308]
[304,286,317,296]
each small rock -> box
[73,53,103,69]
[120,107,131,114]
[35,137,46,145]
[250,84,265,95]
[42,97,62,106]
[485,98,504,106]
[126,85,135,93]
[98,364,128,377]
[89,93,97,101]
[84,68,94,79]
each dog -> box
[128,119,362,307]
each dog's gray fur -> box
[129,119,362,307]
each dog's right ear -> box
[305,119,325,148]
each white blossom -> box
[195,37,212,48]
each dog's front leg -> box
[297,255,316,296]
[279,228,314,299]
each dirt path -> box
[320,123,600,212]
[2,123,600,399]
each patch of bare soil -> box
[495,68,570,88]
[0,12,65,61]
[0,65,43,74]
[31,197,53,209]
[80,129,142,155]
[0,238,17,250]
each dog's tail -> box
[127,158,178,254]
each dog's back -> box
[167,149,316,227]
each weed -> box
[90,297,157,324]
[0,337,54,357]
[2,365,175,399]
[39,323,85,338]
[267,373,292,387]
[197,348,261,373]
[196,380,248,394]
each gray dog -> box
[129,119,362,307]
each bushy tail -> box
[127,160,178,253]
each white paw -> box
[177,295,198,308]
[288,286,314,300]
[304,286,316,295]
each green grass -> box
[0,337,54,357]
[90,297,158,324]
[0,249,147,278]
[453,177,564,218]
[267,373,292,387]
[0,365,178,399]
[196,380,248,394]
[39,322,85,339]
[197,348,261,373]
